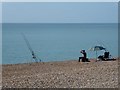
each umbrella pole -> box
[96,51,97,60]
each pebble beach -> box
[2,60,118,88]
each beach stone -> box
[2,60,118,88]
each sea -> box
[2,23,118,64]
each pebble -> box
[2,60,118,88]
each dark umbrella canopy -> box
[89,46,106,51]
[89,45,106,59]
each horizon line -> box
[1,22,118,24]
[1,0,119,2]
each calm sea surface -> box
[2,23,118,64]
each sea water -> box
[2,23,118,64]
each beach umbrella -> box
[89,46,106,59]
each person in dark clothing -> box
[79,50,89,62]
[98,51,110,60]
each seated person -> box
[98,51,109,60]
[104,52,109,59]
[79,50,90,62]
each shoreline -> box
[2,59,118,88]
[1,58,104,65]
[2,57,117,65]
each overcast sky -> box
[2,2,118,23]
[1,0,119,2]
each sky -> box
[2,2,118,23]
[1,0,119,2]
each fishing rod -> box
[22,33,41,62]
